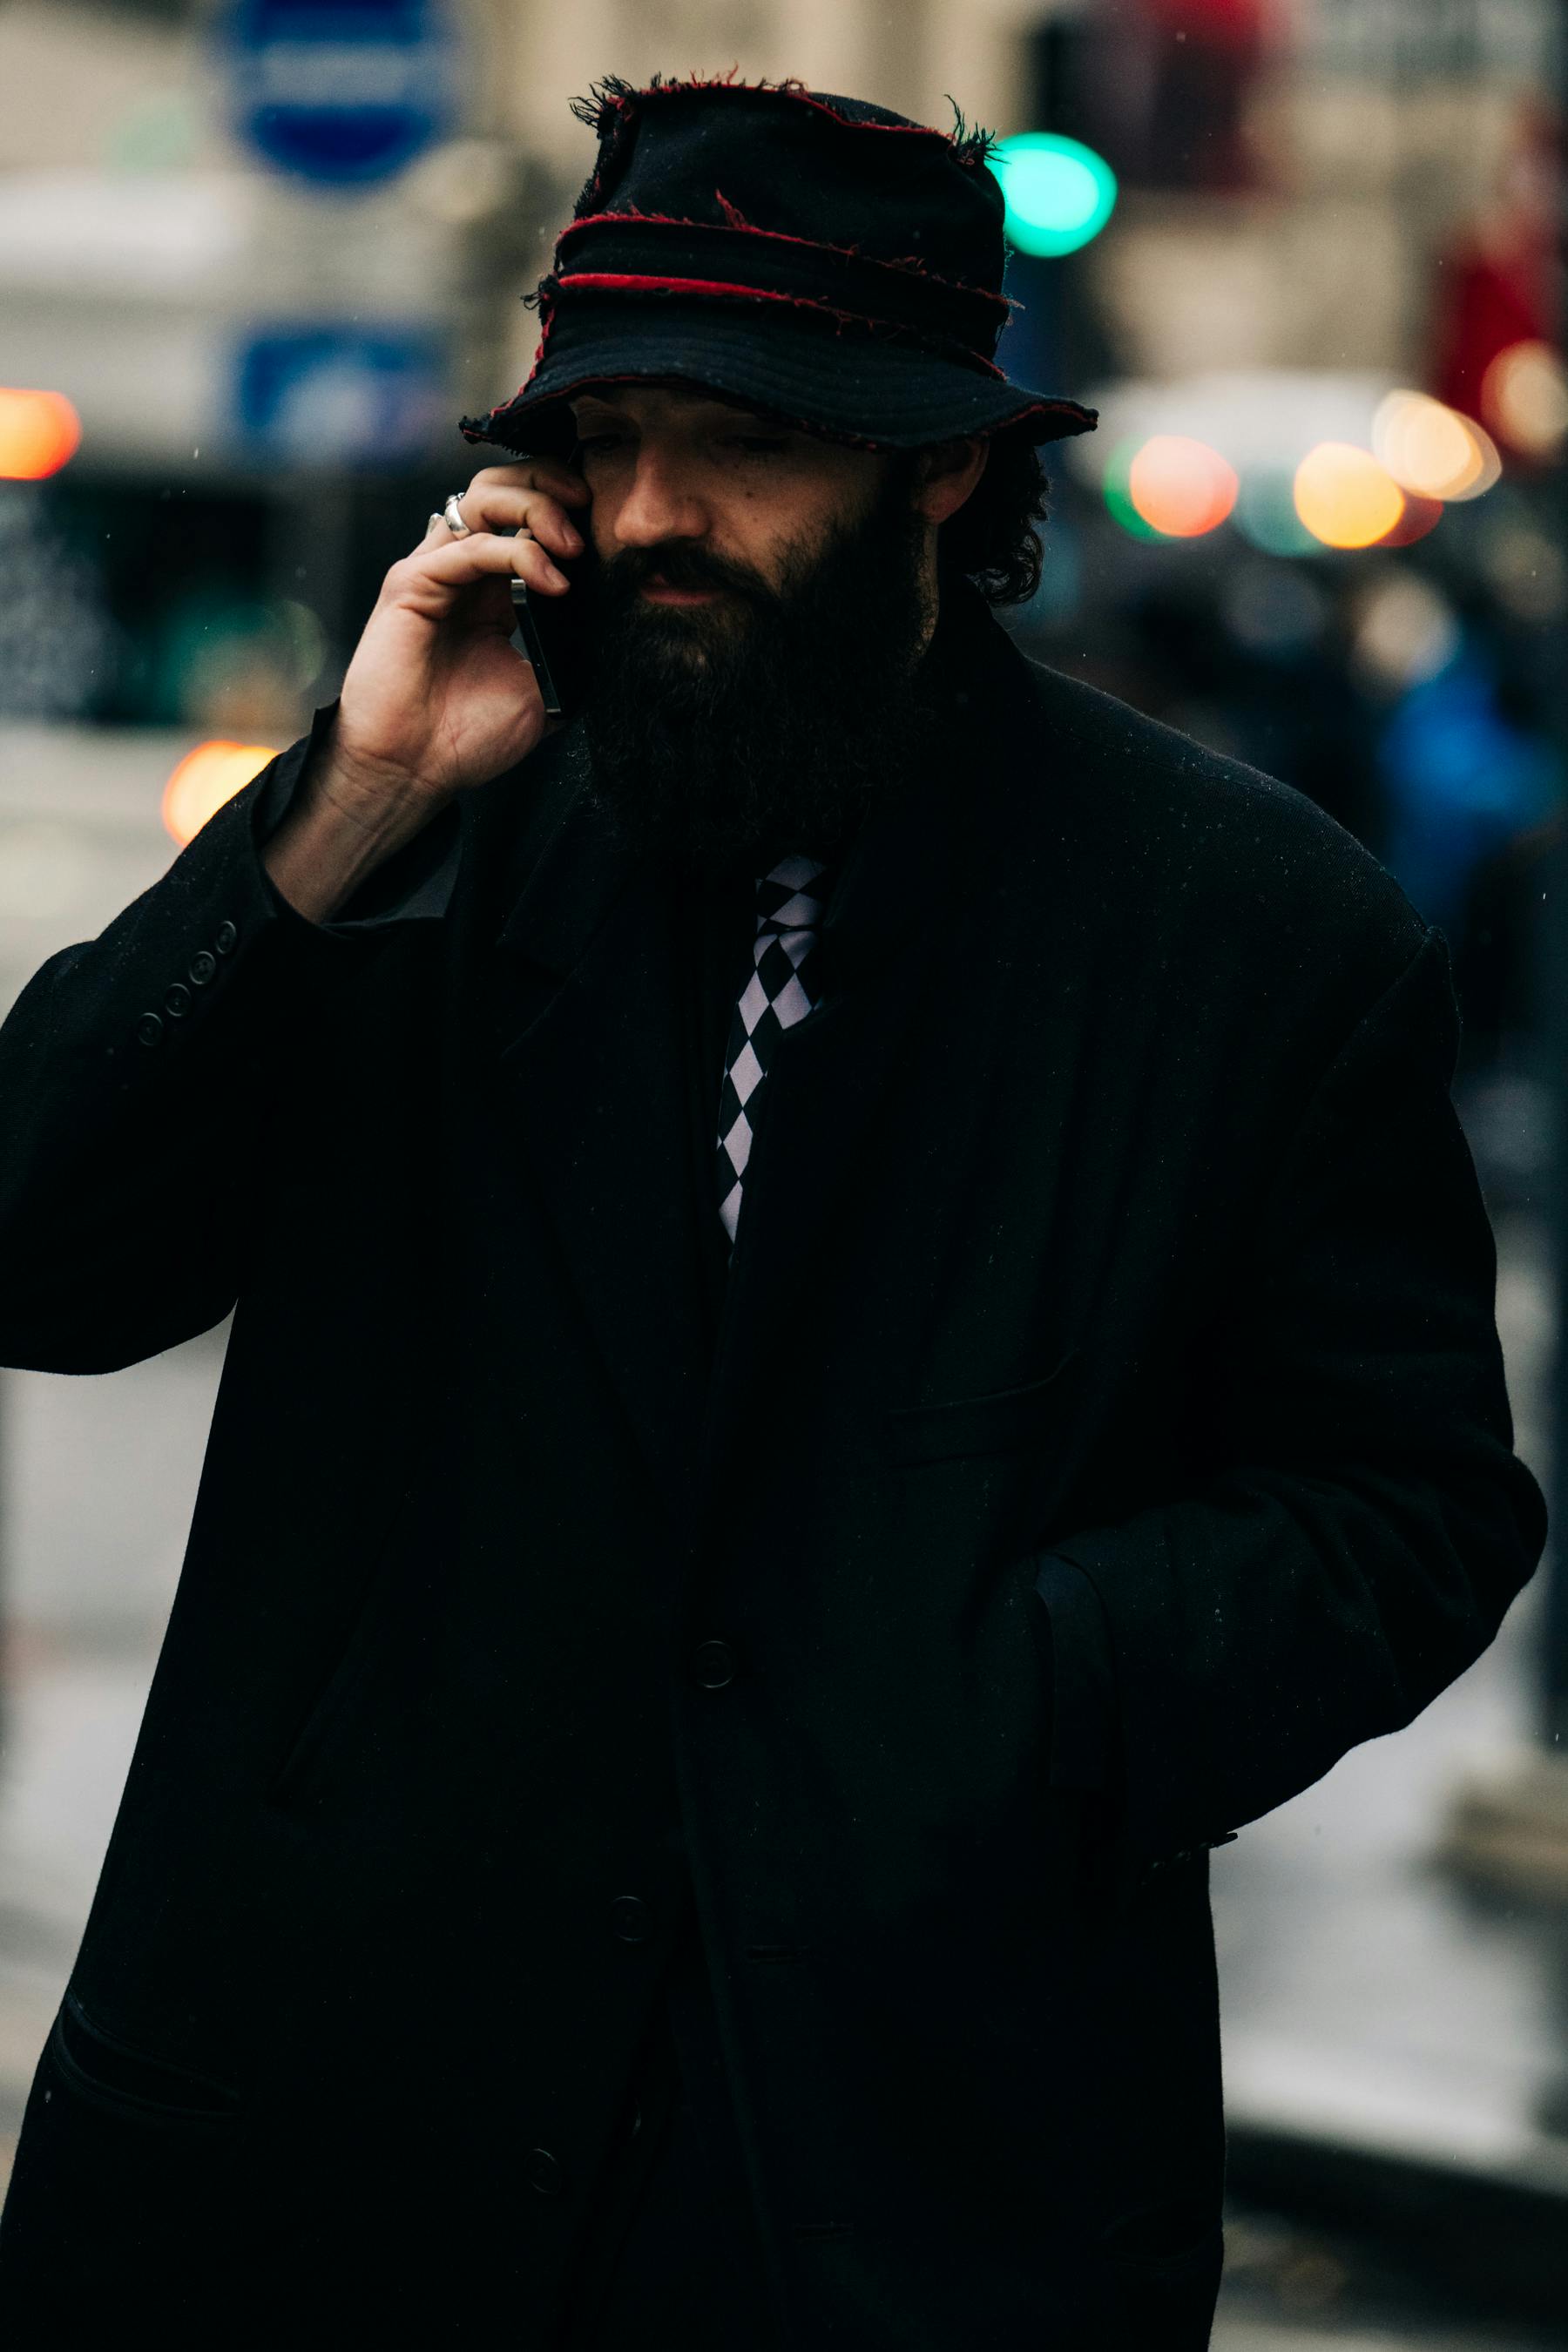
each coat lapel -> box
[486,732,714,1548]
[485,584,1044,1546]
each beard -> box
[571,455,946,881]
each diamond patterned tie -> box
[715,852,835,1260]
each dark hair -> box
[933,427,1051,606]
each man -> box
[0,75,1547,2351]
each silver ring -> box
[442,492,474,537]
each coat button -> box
[691,1639,734,1689]
[188,950,218,986]
[525,2147,564,2197]
[610,1896,651,1943]
[213,920,238,955]
[136,1012,164,1047]
[163,982,192,1017]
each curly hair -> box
[932,427,1052,606]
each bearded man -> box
[0,75,1546,2351]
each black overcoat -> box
[0,580,1546,2346]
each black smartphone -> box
[510,563,594,722]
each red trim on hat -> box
[548,273,1008,376]
[558,207,1016,318]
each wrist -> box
[305,744,444,839]
[261,753,443,926]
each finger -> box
[455,483,586,556]
[409,529,572,594]
[467,458,591,507]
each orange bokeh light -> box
[0,388,82,480]
[1125,436,1239,537]
[162,741,279,848]
[1372,390,1497,503]
[1294,443,1405,551]
[1481,340,1568,460]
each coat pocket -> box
[1,1997,251,2324]
[49,1990,243,2127]
[882,1346,1082,1466]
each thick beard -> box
[573,457,943,881]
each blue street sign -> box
[224,0,455,186]
[235,326,444,464]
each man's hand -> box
[260,463,590,924]
[323,459,591,816]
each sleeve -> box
[253,698,462,931]
[1027,924,1549,1915]
[0,717,455,1375]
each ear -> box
[910,436,990,526]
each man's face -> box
[567,380,912,621]
[560,380,973,878]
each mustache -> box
[595,544,766,602]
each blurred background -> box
[3,2,1568,2342]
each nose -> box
[611,447,709,553]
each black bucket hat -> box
[459,72,1099,459]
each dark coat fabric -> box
[0,578,1546,2348]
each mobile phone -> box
[509,561,595,721]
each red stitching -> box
[713,189,752,230]
[558,210,1015,316]
[542,273,1008,375]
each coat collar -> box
[482,578,1048,1549]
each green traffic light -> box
[992,132,1118,259]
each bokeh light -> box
[1125,436,1239,537]
[1481,340,1568,462]
[163,740,279,847]
[991,132,1118,259]
[1233,470,1321,557]
[0,388,82,480]
[1350,574,1460,695]
[1294,443,1406,551]
[1103,440,1166,541]
[1373,389,1499,502]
